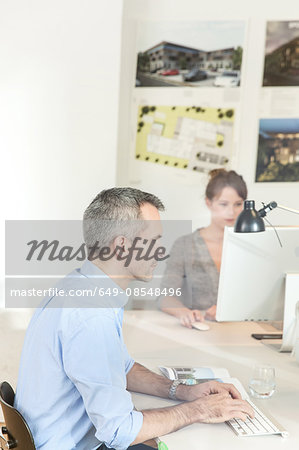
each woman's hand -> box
[179,309,204,328]
[204,305,217,321]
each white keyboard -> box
[227,399,288,437]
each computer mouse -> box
[192,322,210,331]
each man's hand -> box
[129,373,255,445]
[204,305,217,321]
[190,392,255,423]
[179,309,204,328]
[131,390,254,446]
[176,380,242,402]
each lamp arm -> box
[276,204,299,216]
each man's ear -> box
[113,235,130,254]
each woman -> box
[159,169,247,328]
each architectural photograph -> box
[255,118,299,181]
[135,21,245,87]
[263,21,299,86]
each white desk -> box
[123,310,299,449]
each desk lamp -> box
[234,200,299,233]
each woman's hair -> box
[205,169,247,201]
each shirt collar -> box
[79,260,128,312]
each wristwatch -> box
[168,379,184,400]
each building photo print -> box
[255,118,299,182]
[135,20,245,88]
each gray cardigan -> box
[159,230,219,310]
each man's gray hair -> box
[83,187,164,251]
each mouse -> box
[192,322,210,331]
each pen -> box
[155,437,169,450]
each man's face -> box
[127,203,163,282]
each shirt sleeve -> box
[62,312,143,450]
[122,340,135,375]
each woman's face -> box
[206,186,244,229]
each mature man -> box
[15,187,253,450]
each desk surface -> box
[123,310,299,449]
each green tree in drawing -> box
[137,52,150,72]
[232,47,243,70]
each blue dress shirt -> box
[15,261,143,450]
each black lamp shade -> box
[234,200,265,233]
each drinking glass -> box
[249,365,276,399]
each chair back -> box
[0,381,35,450]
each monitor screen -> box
[216,227,299,322]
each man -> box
[15,187,253,450]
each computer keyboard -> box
[226,398,288,437]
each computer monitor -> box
[216,227,299,324]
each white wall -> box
[118,0,299,228]
[0,0,123,221]
[0,0,123,303]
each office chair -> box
[0,381,35,449]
